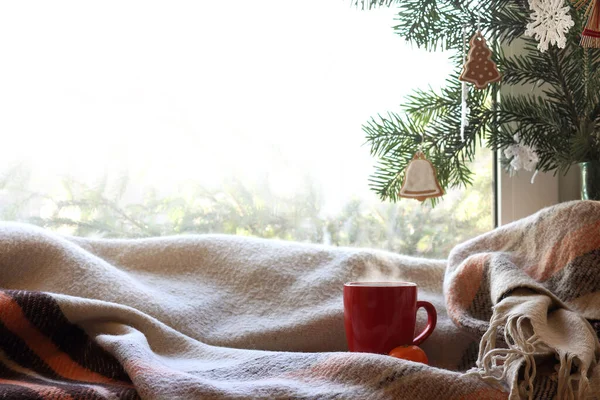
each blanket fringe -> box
[468,313,588,400]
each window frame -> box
[495,40,580,226]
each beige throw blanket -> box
[0,221,495,399]
[446,200,600,399]
[0,200,599,399]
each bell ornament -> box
[398,152,444,202]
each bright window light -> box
[0,1,492,258]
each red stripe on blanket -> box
[527,220,600,281]
[0,292,131,387]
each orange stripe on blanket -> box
[526,220,600,281]
[0,377,74,400]
[446,254,489,321]
[456,387,508,400]
[0,292,129,387]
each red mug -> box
[343,282,437,354]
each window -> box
[0,1,493,258]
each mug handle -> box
[412,301,437,346]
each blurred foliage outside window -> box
[0,1,493,259]
[1,148,492,259]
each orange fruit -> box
[388,345,429,365]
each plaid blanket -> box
[0,289,138,399]
[446,200,600,399]
[0,201,599,399]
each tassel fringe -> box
[581,0,600,48]
[468,312,590,400]
[581,32,600,47]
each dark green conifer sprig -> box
[361,0,600,203]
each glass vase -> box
[580,161,600,201]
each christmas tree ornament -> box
[460,25,470,142]
[580,0,600,47]
[504,135,539,173]
[398,151,444,202]
[572,0,595,18]
[460,82,470,142]
[503,133,540,183]
[459,31,502,90]
[526,0,574,51]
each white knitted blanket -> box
[3,202,600,399]
[0,222,498,399]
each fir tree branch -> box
[351,0,394,9]
[362,0,599,203]
[499,40,559,86]
[547,46,580,128]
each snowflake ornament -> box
[504,134,539,172]
[525,0,575,52]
